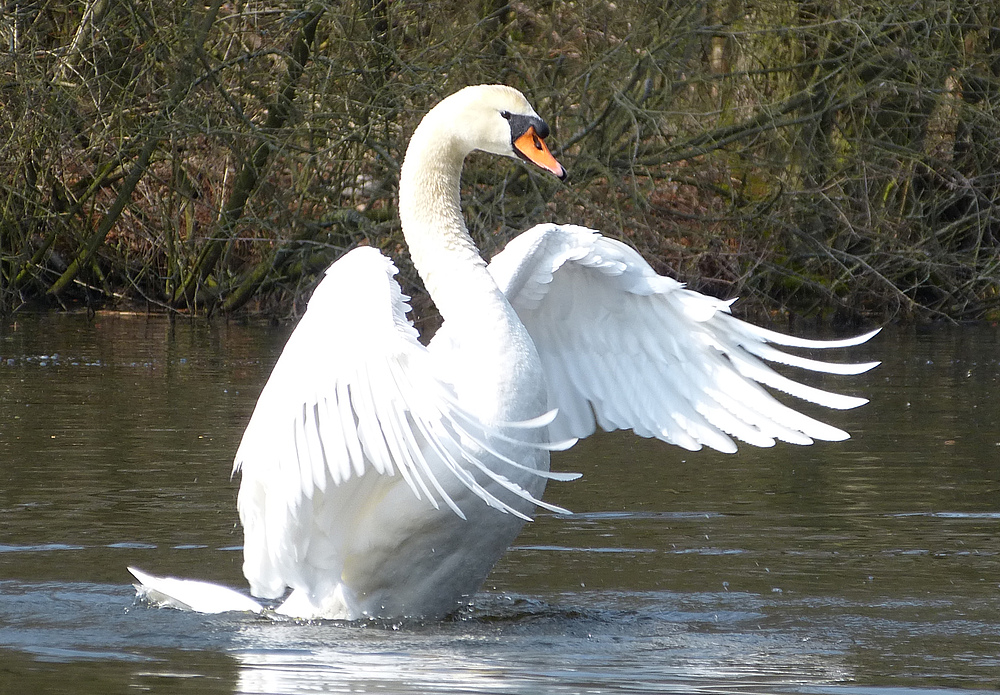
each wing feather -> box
[234,246,564,599]
[335,379,364,479]
[489,224,878,454]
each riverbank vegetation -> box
[1,1,998,323]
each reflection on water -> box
[1,314,998,694]
[229,594,853,695]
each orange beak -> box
[513,126,566,180]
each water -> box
[1,313,998,694]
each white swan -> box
[130,85,878,620]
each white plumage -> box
[129,85,877,620]
[488,224,876,450]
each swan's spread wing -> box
[235,246,570,598]
[489,224,879,452]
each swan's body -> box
[130,85,878,620]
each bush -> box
[1,1,997,322]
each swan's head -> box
[426,85,566,180]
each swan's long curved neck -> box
[398,128,507,333]
[398,118,544,424]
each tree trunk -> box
[170,5,324,309]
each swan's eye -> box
[500,110,511,120]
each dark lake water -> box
[1,312,998,694]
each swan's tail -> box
[128,566,264,614]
